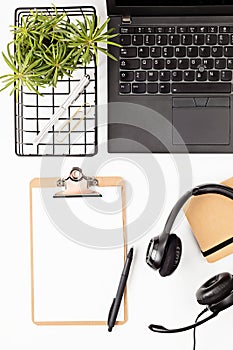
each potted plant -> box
[0,6,120,97]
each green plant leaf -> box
[1,6,119,97]
[2,52,18,74]
[96,46,118,61]
[0,79,15,92]
[93,17,110,39]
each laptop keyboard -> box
[119,25,233,94]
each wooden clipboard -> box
[30,176,128,326]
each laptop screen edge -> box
[106,0,233,16]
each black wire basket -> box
[14,6,98,156]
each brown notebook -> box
[185,177,233,263]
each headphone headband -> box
[163,183,233,240]
[192,184,233,199]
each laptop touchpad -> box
[172,97,230,145]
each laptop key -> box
[187,47,198,57]
[227,59,233,69]
[147,71,158,81]
[159,71,170,81]
[150,47,161,57]
[132,35,143,46]
[215,59,226,69]
[120,35,131,46]
[120,71,134,81]
[190,59,201,69]
[156,35,167,45]
[200,46,211,57]
[207,26,218,33]
[184,71,195,81]
[169,35,180,45]
[162,47,174,57]
[135,27,145,34]
[202,59,214,69]
[212,46,223,57]
[154,59,164,69]
[120,59,140,70]
[189,26,198,33]
[206,34,217,45]
[175,47,186,57]
[208,71,220,81]
[145,27,154,33]
[193,34,204,45]
[181,34,192,45]
[138,47,149,57]
[219,26,233,33]
[224,47,233,57]
[218,34,229,45]
[178,59,189,69]
[197,26,208,33]
[162,46,174,57]
[132,83,146,93]
[166,59,177,69]
[141,59,152,69]
[171,83,231,93]
[196,71,207,81]
[135,71,146,81]
[120,47,137,58]
[145,35,155,45]
[164,27,175,33]
[177,26,188,33]
[159,83,170,93]
[120,27,134,34]
[172,71,183,81]
[119,83,131,94]
[221,71,232,81]
[147,83,158,93]
[155,27,165,33]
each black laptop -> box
[107,0,233,153]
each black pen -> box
[107,247,134,332]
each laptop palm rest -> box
[172,97,230,145]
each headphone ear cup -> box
[209,292,233,314]
[159,234,182,277]
[196,272,233,306]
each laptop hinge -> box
[122,15,131,24]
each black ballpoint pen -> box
[107,247,134,332]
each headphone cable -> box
[193,308,208,350]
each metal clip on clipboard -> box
[54,167,102,198]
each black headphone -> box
[146,184,233,334]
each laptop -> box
[106,0,233,153]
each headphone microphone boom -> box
[149,309,218,333]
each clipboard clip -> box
[54,167,102,198]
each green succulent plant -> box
[0,6,120,97]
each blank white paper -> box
[32,187,125,322]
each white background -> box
[0,1,233,349]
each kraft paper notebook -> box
[185,177,233,263]
[30,176,128,326]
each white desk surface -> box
[0,1,233,349]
